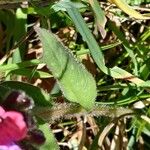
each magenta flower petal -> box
[0,143,22,150]
[0,106,5,116]
[0,106,27,145]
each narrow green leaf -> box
[89,131,101,150]
[12,8,27,63]
[111,0,150,20]
[108,21,138,76]
[35,27,97,110]
[140,62,150,80]
[88,0,107,38]
[9,68,52,79]
[0,59,40,72]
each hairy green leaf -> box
[35,27,97,110]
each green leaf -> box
[0,81,51,106]
[108,21,138,76]
[88,0,107,38]
[137,81,150,88]
[39,123,59,150]
[0,59,40,72]
[9,68,52,79]
[89,131,101,150]
[111,0,150,20]
[35,27,97,110]
[12,8,27,63]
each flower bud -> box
[3,91,34,111]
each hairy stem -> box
[33,103,134,123]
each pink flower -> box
[0,143,22,150]
[0,106,27,145]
